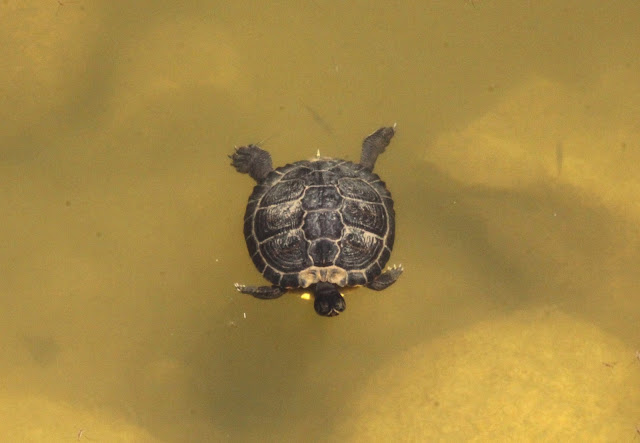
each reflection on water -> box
[334,308,640,441]
[1,0,640,441]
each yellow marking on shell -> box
[299,266,349,287]
[316,149,321,158]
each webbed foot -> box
[366,264,403,291]
[234,283,287,299]
[360,124,396,172]
[229,145,274,182]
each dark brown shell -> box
[243,159,395,288]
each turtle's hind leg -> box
[360,125,396,172]
[234,283,286,299]
[366,264,403,291]
[229,145,273,182]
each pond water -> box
[2,1,640,441]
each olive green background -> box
[2,1,640,441]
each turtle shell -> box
[243,158,395,289]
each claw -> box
[234,283,245,292]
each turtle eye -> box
[331,294,346,313]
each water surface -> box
[2,1,640,440]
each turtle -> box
[229,125,403,317]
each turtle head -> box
[313,282,346,317]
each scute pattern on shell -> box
[244,159,395,288]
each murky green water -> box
[2,1,640,441]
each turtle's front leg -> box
[360,125,396,172]
[234,283,287,299]
[366,264,403,291]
